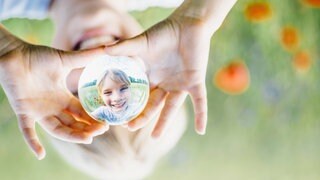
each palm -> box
[9,46,69,116]
[0,44,107,159]
[106,17,210,137]
[142,19,209,89]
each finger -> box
[121,123,128,128]
[128,88,167,131]
[151,92,187,138]
[120,14,143,38]
[64,97,102,125]
[39,116,93,144]
[61,47,106,70]
[56,111,108,136]
[188,84,208,135]
[105,33,147,57]
[82,122,109,136]
[65,97,109,135]
[17,114,45,160]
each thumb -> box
[61,46,106,70]
[105,34,147,58]
[17,114,46,160]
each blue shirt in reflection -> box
[91,106,121,124]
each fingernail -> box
[100,126,109,132]
[84,138,93,144]
[127,122,137,131]
[127,126,137,132]
[37,155,44,160]
[121,123,128,128]
[197,129,206,135]
[104,125,110,131]
[151,131,161,139]
[36,151,46,160]
[92,129,105,136]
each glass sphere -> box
[78,55,149,125]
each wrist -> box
[0,28,25,87]
[170,0,237,34]
[0,25,24,60]
[168,9,212,37]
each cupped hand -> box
[0,42,108,160]
[105,15,212,138]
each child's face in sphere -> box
[101,75,130,113]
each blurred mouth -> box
[73,28,119,50]
[110,100,127,112]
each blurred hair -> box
[97,68,131,96]
[49,106,187,179]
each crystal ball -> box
[78,55,149,125]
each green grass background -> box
[1,0,320,179]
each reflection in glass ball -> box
[78,55,149,125]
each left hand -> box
[0,42,108,159]
[105,15,212,138]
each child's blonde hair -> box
[49,105,187,179]
[97,68,131,96]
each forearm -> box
[0,25,23,58]
[172,0,237,34]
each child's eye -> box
[120,86,129,91]
[104,91,112,96]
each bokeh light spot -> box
[292,50,312,73]
[281,26,299,51]
[303,0,320,8]
[245,2,272,22]
[214,60,250,95]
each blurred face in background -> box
[47,2,186,180]
[50,0,142,94]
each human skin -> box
[106,0,238,137]
[50,0,143,126]
[0,25,108,160]
[52,0,238,138]
[47,1,188,178]
[50,0,142,95]
[0,0,237,160]
[100,74,131,113]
